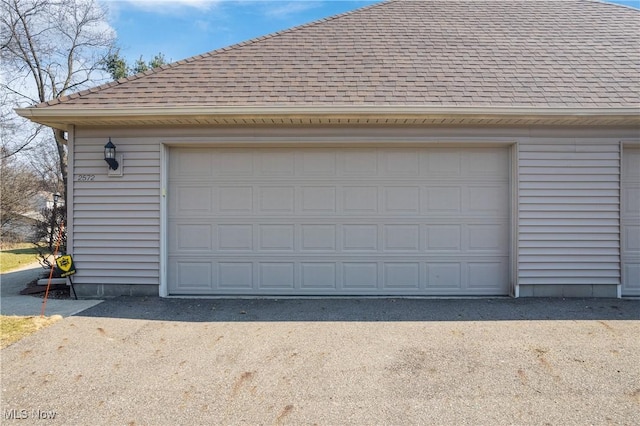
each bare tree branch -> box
[1,124,42,158]
[0,82,39,104]
[0,0,116,201]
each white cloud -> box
[261,1,322,19]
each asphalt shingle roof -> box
[39,0,640,109]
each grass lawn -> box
[0,243,42,273]
[0,315,62,348]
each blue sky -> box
[101,0,640,65]
[102,1,380,64]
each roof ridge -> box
[38,0,392,108]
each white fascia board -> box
[15,105,640,118]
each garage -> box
[14,0,637,299]
[167,146,511,296]
[622,146,640,296]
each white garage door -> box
[167,147,510,296]
[622,147,640,296]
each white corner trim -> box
[511,142,520,298]
[158,143,169,298]
[66,125,75,259]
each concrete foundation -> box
[518,284,619,298]
[73,284,159,298]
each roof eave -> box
[16,105,640,130]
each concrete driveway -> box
[0,264,102,317]
[1,297,639,425]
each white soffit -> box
[15,106,640,130]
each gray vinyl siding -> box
[517,143,621,286]
[71,138,160,286]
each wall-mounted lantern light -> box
[104,138,119,170]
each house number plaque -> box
[76,174,95,181]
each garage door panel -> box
[623,264,640,292]
[468,224,509,252]
[342,151,378,175]
[218,262,253,290]
[259,186,295,212]
[219,186,253,212]
[218,224,253,251]
[342,262,379,290]
[259,225,295,251]
[171,150,213,177]
[176,186,212,215]
[425,186,462,213]
[384,225,420,251]
[622,187,640,217]
[214,150,255,176]
[383,263,421,289]
[622,149,640,180]
[343,186,378,212]
[166,183,512,218]
[301,225,336,251]
[259,263,295,289]
[467,184,510,214]
[624,226,640,252]
[168,257,510,295]
[301,151,337,176]
[259,151,295,176]
[468,261,509,289]
[343,224,379,251]
[169,221,509,255]
[426,225,462,251]
[172,262,213,290]
[426,150,462,176]
[427,263,462,289]
[463,149,510,178]
[175,224,212,251]
[168,184,212,216]
[383,150,420,176]
[301,263,337,290]
[168,147,510,295]
[383,186,420,213]
[301,186,336,212]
